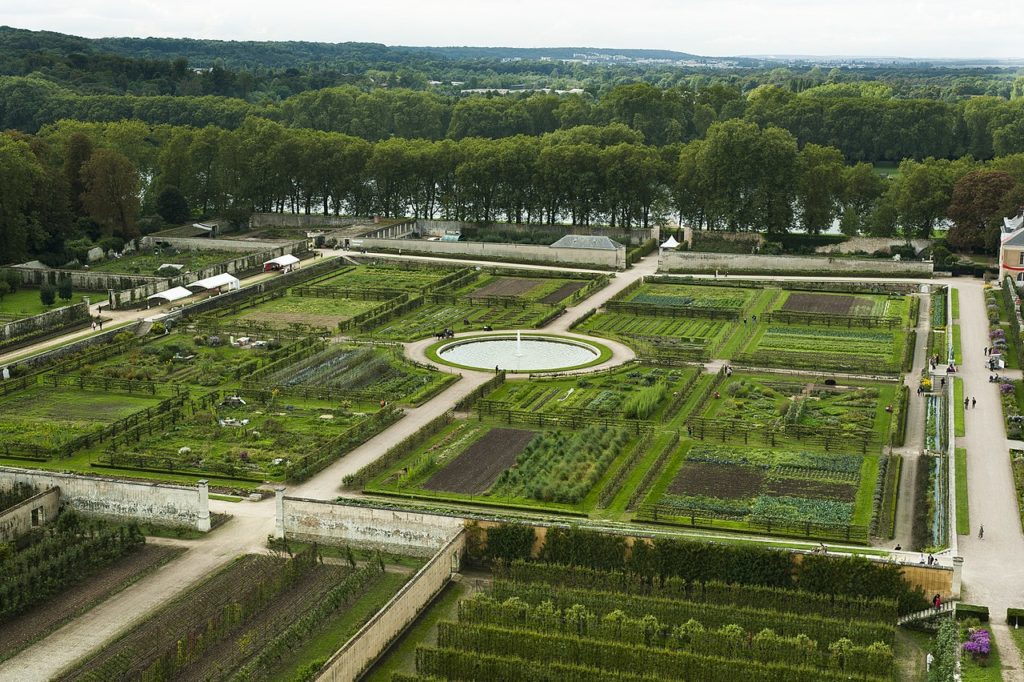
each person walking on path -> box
[965,397,970,409]
[979,524,985,540]
[972,397,977,408]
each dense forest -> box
[1,26,1023,266]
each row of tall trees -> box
[3,78,1024,163]
[2,118,1023,265]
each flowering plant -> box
[962,628,991,660]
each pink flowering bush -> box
[991,329,1006,339]
[1000,382,1015,395]
[962,628,991,661]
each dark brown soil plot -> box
[423,428,537,494]
[467,278,540,299]
[668,462,764,499]
[781,292,874,316]
[765,478,857,501]
[539,281,587,304]
[0,544,183,662]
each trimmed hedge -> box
[955,603,989,622]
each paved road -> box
[953,279,1024,678]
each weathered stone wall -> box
[352,237,625,269]
[660,251,933,276]
[279,496,464,556]
[316,531,465,682]
[0,467,209,530]
[6,266,153,295]
[417,219,655,246]
[0,487,60,542]
[141,235,308,253]
[0,302,91,344]
[815,238,932,255]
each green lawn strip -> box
[894,628,932,680]
[363,581,471,682]
[1012,628,1024,677]
[637,439,693,508]
[268,571,411,682]
[209,493,243,502]
[955,447,970,536]
[0,289,108,319]
[605,430,677,516]
[960,623,1002,682]
[1002,324,1021,370]
[953,325,963,365]
[951,289,960,320]
[955,378,966,437]
[664,372,717,431]
[852,456,881,526]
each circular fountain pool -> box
[436,335,602,372]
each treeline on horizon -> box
[2,116,1023,268]
[2,27,1024,268]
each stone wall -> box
[353,237,625,270]
[0,487,60,542]
[6,266,153,296]
[141,235,308,253]
[278,495,464,556]
[0,302,91,345]
[659,251,933,277]
[815,238,932,255]
[316,531,465,682]
[0,467,210,531]
[417,219,655,246]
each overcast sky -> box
[6,0,1024,59]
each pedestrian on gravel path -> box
[965,397,969,409]
[979,524,985,539]
[972,397,976,408]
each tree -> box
[57,277,73,302]
[62,132,93,217]
[0,280,9,302]
[947,170,1018,252]
[39,282,56,306]
[796,143,845,234]
[0,134,44,263]
[80,149,141,240]
[155,186,191,224]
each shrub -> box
[39,283,56,306]
[150,322,166,335]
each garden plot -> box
[0,384,161,456]
[696,375,893,446]
[371,421,635,509]
[370,302,556,341]
[780,292,879,316]
[62,550,396,682]
[481,364,699,426]
[99,394,381,480]
[402,564,899,682]
[462,275,588,303]
[0,289,108,321]
[423,427,537,494]
[230,294,379,330]
[255,343,454,404]
[737,325,904,373]
[81,332,276,386]
[625,282,755,310]
[642,440,877,539]
[576,312,730,359]
[88,249,247,275]
[313,264,456,291]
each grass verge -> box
[955,447,970,536]
[955,378,966,437]
[363,580,472,681]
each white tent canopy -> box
[660,235,680,250]
[147,286,193,305]
[187,273,240,292]
[264,254,300,269]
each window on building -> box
[30,506,44,526]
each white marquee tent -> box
[146,286,193,306]
[187,273,240,293]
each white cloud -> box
[5,0,1023,58]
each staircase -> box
[898,601,955,627]
[134,321,153,337]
